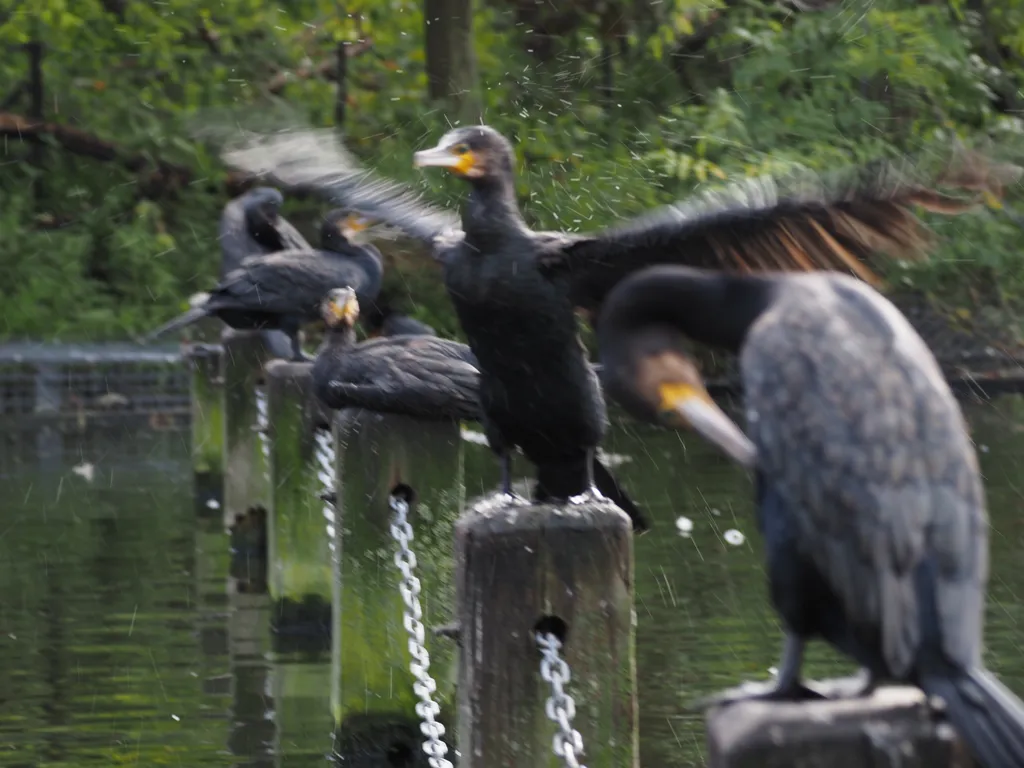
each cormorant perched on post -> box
[311,288,480,420]
[213,186,313,358]
[144,209,382,361]
[362,292,437,338]
[218,187,312,278]
[220,125,1008,533]
[596,264,1024,768]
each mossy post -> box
[265,359,333,641]
[271,656,334,765]
[226,565,276,761]
[188,342,225,517]
[330,409,464,758]
[221,328,271,531]
[454,496,638,768]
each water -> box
[2,397,1024,767]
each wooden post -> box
[330,409,464,748]
[33,362,61,414]
[705,684,970,768]
[221,328,271,530]
[188,342,225,517]
[455,495,638,768]
[271,657,334,764]
[226,576,276,761]
[265,360,332,641]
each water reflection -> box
[0,397,1022,767]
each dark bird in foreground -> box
[219,126,1005,534]
[311,288,480,421]
[597,264,1024,768]
[144,210,382,361]
[214,186,314,358]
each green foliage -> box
[1,0,1023,339]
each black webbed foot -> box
[500,453,514,496]
[690,678,828,711]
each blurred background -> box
[3,2,1024,768]
[2,0,1024,342]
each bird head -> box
[413,125,514,183]
[321,287,360,328]
[246,187,284,226]
[339,211,373,242]
[320,208,373,248]
[604,338,756,469]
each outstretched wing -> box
[221,128,461,247]
[743,275,987,676]
[538,150,1017,313]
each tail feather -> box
[920,667,1024,768]
[592,457,650,533]
[143,306,210,343]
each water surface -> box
[2,396,1023,767]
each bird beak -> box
[328,293,360,325]
[659,383,757,468]
[413,145,477,176]
[339,213,370,240]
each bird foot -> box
[433,622,461,642]
[690,678,829,712]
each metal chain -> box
[255,387,270,472]
[537,632,587,768]
[389,494,453,768]
[314,429,337,552]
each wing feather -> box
[539,150,1019,312]
[221,128,461,247]
[742,275,987,675]
[209,250,379,317]
[317,336,481,420]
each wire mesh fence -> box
[0,343,190,422]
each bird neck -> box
[605,269,775,354]
[463,176,526,243]
[324,324,357,348]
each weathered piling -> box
[226,565,276,762]
[455,495,638,768]
[705,683,969,767]
[188,342,225,517]
[264,359,333,640]
[271,656,334,765]
[330,409,464,750]
[221,328,271,530]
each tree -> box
[424,0,480,121]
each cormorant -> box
[362,292,437,338]
[311,288,480,420]
[144,209,383,361]
[597,264,1024,768]
[218,187,312,279]
[219,126,1004,533]
[216,187,313,358]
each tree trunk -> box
[424,0,479,121]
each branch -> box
[265,38,374,94]
[0,111,367,201]
[0,112,264,197]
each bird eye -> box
[452,143,469,155]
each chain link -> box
[389,494,453,768]
[255,387,270,473]
[537,631,587,768]
[314,429,337,552]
